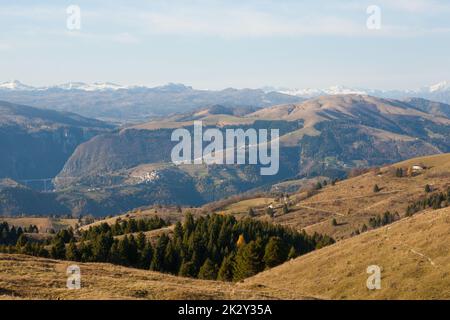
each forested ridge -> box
[0,213,334,281]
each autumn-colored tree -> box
[236,234,246,247]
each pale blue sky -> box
[1,0,449,90]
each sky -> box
[0,0,450,90]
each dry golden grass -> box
[0,254,278,300]
[217,197,275,215]
[2,206,447,300]
[271,153,450,240]
[2,217,78,232]
[2,154,448,300]
[239,207,450,300]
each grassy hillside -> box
[238,207,450,299]
[212,153,450,240]
[0,254,274,300]
[1,207,448,300]
[47,95,450,217]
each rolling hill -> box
[209,153,450,241]
[52,95,450,215]
[0,254,271,300]
[1,154,449,299]
[0,100,112,181]
[0,207,448,299]
[238,207,450,300]
[3,95,450,217]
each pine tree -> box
[16,234,28,247]
[136,232,146,251]
[282,204,289,215]
[174,221,183,244]
[233,240,264,281]
[373,184,381,193]
[92,232,113,262]
[137,219,147,233]
[425,184,432,193]
[150,233,169,271]
[198,258,218,280]
[118,235,130,265]
[109,240,120,263]
[183,212,195,239]
[140,242,153,269]
[50,237,66,259]
[127,235,139,266]
[66,240,80,261]
[287,246,297,260]
[217,255,234,281]
[178,260,197,278]
[79,241,93,262]
[163,241,179,274]
[263,237,288,269]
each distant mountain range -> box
[50,95,450,215]
[0,81,301,123]
[2,89,450,216]
[271,81,450,99]
[2,80,449,94]
[2,80,450,123]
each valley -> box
[1,153,450,300]
[1,94,450,301]
[2,0,450,303]
[3,95,450,217]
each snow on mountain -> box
[277,82,450,98]
[2,80,450,97]
[279,88,324,97]
[0,81,128,91]
[0,80,35,91]
[54,82,127,91]
[279,85,368,97]
[427,81,450,93]
[324,85,368,95]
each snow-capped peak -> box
[325,85,367,95]
[428,81,450,93]
[54,82,126,91]
[0,80,35,90]
[278,85,368,97]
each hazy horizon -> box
[1,0,450,90]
